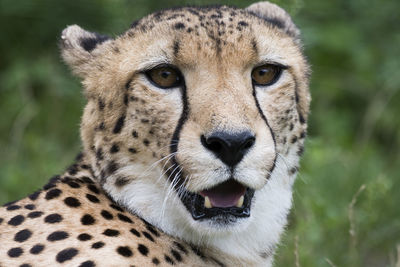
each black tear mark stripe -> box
[252,85,277,175]
[168,84,189,188]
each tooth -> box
[236,195,244,208]
[204,196,212,208]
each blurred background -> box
[0,0,399,266]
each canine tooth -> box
[204,196,212,208]
[236,195,244,208]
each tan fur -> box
[1,2,310,266]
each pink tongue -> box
[200,180,246,208]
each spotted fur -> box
[1,2,310,266]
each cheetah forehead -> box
[117,5,301,63]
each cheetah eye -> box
[145,66,183,89]
[251,64,282,86]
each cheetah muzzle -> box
[1,1,310,266]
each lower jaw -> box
[179,188,255,221]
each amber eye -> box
[145,66,183,89]
[251,64,282,86]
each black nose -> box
[201,131,256,167]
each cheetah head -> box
[61,1,310,261]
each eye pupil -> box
[161,71,170,79]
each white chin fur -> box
[104,155,294,266]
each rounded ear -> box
[60,25,111,78]
[246,1,301,42]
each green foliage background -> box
[0,0,399,266]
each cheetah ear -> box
[60,25,111,78]
[246,1,301,42]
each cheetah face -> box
[61,1,310,248]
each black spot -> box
[110,144,120,153]
[98,99,105,110]
[300,131,306,139]
[113,115,126,134]
[8,247,23,258]
[97,122,105,131]
[145,223,160,237]
[80,33,110,52]
[103,229,119,237]
[8,215,25,226]
[174,242,188,254]
[66,181,81,188]
[238,20,248,27]
[30,244,44,254]
[78,233,92,241]
[100,210,113,220]
[297,146,305,156]
[190,245,206,260]
[7,205,21,211]
[291,136,298,144]
[117,246,133,257]
[82,176,95,184]
[115,176,130,187]
[19,264,31,267]
[142,231,155,242]
[132,130,139,138]
[174,22,185,30]
[299,113,306,124]
[14,229,32,242]
[130,228,141,237]
[44,213,63,223]
[289,167,297,175]
[164,254,175,265]
[56,248,78,263]
[81,214,96,225]
[173,40,180,57]
[129,148,137,153]
[47,231,69,241]
[28,191,41,200]
[143,139,150,146]
[24,204,35,210]
[43,175,60,190]
[289,123,294,131]
[138,244,149,256]
[91,241,105,249]
[152,257,160,265]
[45,188,62,200]
[110,204,124,212]
[118,213,133,223]
[107,161,118,174]
[88,184,100,194]
[171,249,182,262]
[141,118,150,123]
[124,94,129,105]
[0,217,3,224]
[81,164,90,169]
[27,211,43,219]
[79,261,95,267]
[64,197,81,207]
[96,148,104,160]
[67,164,79,175]
[86,194,100,203]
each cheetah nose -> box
[201,131,255,167]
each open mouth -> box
[179,179,255,220]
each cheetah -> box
[0,2,310,266]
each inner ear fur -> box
[60,24,111,78]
